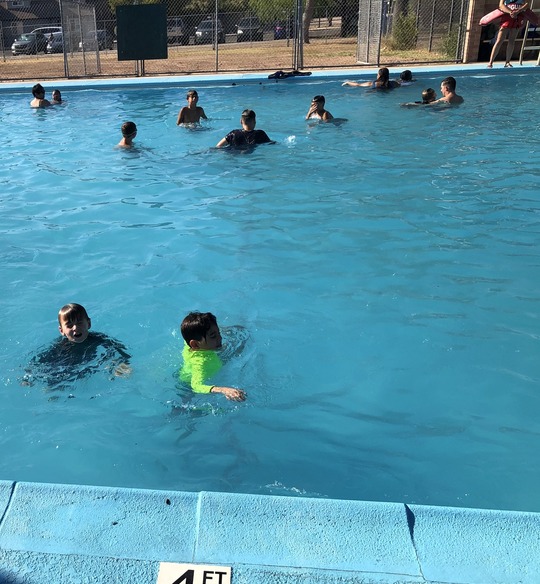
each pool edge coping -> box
[0,61,539,91]
[0,480,539,584]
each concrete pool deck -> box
[0,480,539,584]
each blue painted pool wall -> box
[0,63,539,93]
[0,480,539,584]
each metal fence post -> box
[214,0,218,72]
[58,0,69,77]
[293,0,304,70]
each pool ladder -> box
[519,0,540,65]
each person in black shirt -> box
[216,109,273,149]
[22,303,131,391]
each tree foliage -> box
[109,0,249,16]
[248,0,294,21]
[108,0,161,14]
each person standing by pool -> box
[179,311,246,401]
[216,109,272,149]
[430,77,464,105]
[485,0,536,68]
[176,89,208,125]
[342,67,400,89]
[22,303,131,390]
[118,121,137,147]
[306,95,333,121]
[30,83,51,108]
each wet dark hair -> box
[121,121,137,137]
[58,303,89,325]
[241,109,256,121]
[400,70,412,81]
[421,88,436,103]
[312,95,325,104]
[32,83,45,97]
[442,76,457,92]
[181,311,217,344]
[186,89,198,98]
[375,67,390,88]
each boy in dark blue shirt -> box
[23,303,131,390]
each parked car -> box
[167,17,190,45]
[236,16,263,42]
[30,26,62,37]
[79,30,113,51]
[46,32,63,54]
[195,19,225,44]
[12,32,48,55]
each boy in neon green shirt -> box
[180,311,246,401]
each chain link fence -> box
[0,0,475,81]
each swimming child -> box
[398,69,416,85]
[22,303,131,390]
[176,89,208,125]
[216,109,272,149]
[118,121,137,147]
[51,89,62,104]
[30,83,51,108]
[400,87,437,107]
[306,95,334,121]
[179,311,246,401]
[342,67,400,89]
[420,88,437,103]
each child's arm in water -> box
[210,386,246,401]
[103,335,132,377]
[183,347,246,401]
[113,362,131,377]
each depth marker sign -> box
[157,562,232,584]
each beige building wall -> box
[463,0,493,62]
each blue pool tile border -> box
[0,480,539,583]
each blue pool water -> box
[1,71,539,512]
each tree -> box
[248,0,294,22]
[302,0,315,42]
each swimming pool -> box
[1,70,539,513]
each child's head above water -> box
[121,121,137,138]
[400,69,413,82]
[422,88,436,103]
[32,83,45,98]
[58,303,91,343]
[181,311,222,350]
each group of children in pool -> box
[26,71,464,399]
[113,73,463,150]
[116,89,272,149]
[344,70,464,107]
[25,303,246,402]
